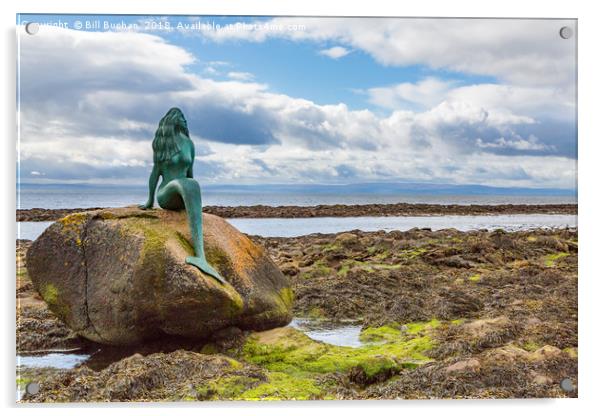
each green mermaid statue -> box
[139,107,225,284]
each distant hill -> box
[202,182,576,197]
[18,181,576,197]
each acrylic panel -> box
[16,14,577,402]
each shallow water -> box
[17,353,91,370]
[288,318,364,347]
[17,221,53,241]
[15,317,363,389]
[17,214,577,241]
[229,214,577,237]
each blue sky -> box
[17,15,577,189]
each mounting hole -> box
[559,26,573,40]
[25,381,40,395]
[25,22,39,35]
[560,378,575,392]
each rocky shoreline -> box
[17,224,577,401]
[17,202,577,222]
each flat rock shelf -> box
[17,203,577,222]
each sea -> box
[16,184,578,240]
[17,183,577,210]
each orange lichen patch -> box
[203,213,264,281]
[230,235,265,276]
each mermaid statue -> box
[139,108,225,284]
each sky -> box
[17,15,577,189]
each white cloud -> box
[368,77,457,110]
[208,60,229,67]
[203,17,576,88]
[20,136,152,168]
[17,26,576,189]
[227,71,255,81]
[203,61,231,76]
[476,135,553,151]
[204,66,219,75]
[368,79,574,127]
[318,46,350,59]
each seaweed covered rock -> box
[21,350,267,402]
[26,207,293,345]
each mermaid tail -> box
[186,256,226,284]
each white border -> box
[2,1,600,415]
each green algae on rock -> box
[26,207,293,345]
[231,325,436,399]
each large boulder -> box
[26,207,293,345]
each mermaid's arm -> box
[187,144,195,178]
[139,164,160,209]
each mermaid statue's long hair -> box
[152,107,190,163]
